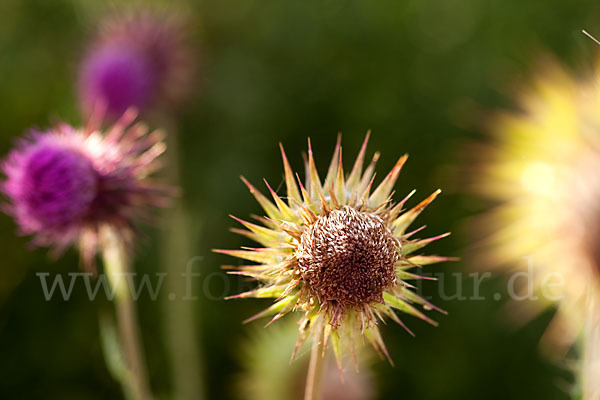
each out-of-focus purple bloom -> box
[1,110,172,267]
[79,9,194,118]
[79,45,156,117]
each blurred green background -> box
[1,0,599,399]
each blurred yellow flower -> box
[475,57,600,397]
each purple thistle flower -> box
[79,9,194,118]
[1,110,172,267]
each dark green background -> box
[0,0,597,399]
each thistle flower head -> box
[217,134,450,365]
[475,59,600,349]
[1,110,171,267]
[79,8,194,118]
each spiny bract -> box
[216,134,450,366]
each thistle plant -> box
[474,59,600,398]
[1,109,171,400]
[217,134,450,399]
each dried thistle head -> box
[297,206,399,306]
[216,133,450,366]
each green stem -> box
[583,291,600,400]
[160,121,205,400]
[101,226,153,400]
[304,318,325,400]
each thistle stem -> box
[304,318,325,400]
[159,121,205,400]
[101,226,153,400]
[583,291,600,400]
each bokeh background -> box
[1,0,600,399]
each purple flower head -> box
[1,111,172,267]
[79,45,156,117]
[79,8,194,118]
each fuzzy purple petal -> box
[3,139,97,233]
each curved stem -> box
[101,226,153,400]
[304,318,325,400]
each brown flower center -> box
[296,206,399,306]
